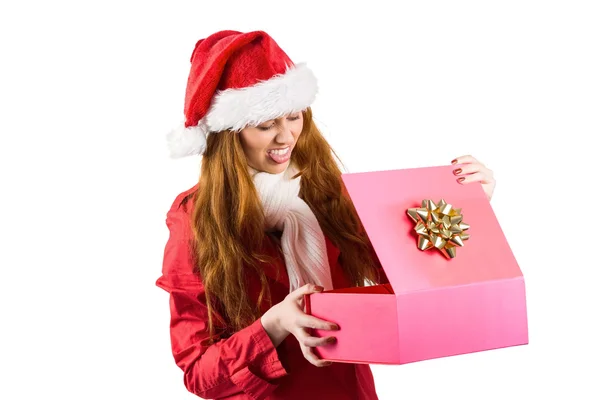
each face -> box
[239,112,304,174]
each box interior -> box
[324,283,394,295]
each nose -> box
[274,119,295,144]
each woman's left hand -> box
[451,155,496,201]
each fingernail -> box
[314,286,324,291]
[457,177,465,183]
[451,159,458,164]
[331,324,340,330]
[453,168,462,175]
[323,362,333,366]
[327,336,337,343]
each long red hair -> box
[190,108,382,336]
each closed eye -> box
[256,115,300,131]
[257,122,275,131]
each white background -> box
[1,1,598,399]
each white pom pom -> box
[166,121,208,158]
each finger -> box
[452,163,493,178]
[289,284,324,301]
[298,314,339,331]
[300,344,333,367]
[297,328,337,348]
[457,171,496,185]
[451,155,484,167]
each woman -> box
[156,30,496,400]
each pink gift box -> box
[306,165,528,364]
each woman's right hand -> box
[260,284,339,367]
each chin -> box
[262,159,290,174]
[269,163,289,174]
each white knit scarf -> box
[251,164,334,292]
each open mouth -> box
[267,146,291,164]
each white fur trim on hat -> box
[205,62,317,132]
[166,121,208,159]
[167,63,317,158]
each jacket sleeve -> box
[156,203,288,400]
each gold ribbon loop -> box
[406,199,470,259]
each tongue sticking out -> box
[268,148,291,164]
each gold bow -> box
[406,199,470,259]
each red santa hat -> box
[167,30,319,158]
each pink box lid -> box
[342,164,524,293]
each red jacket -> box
[156,185,386,400]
